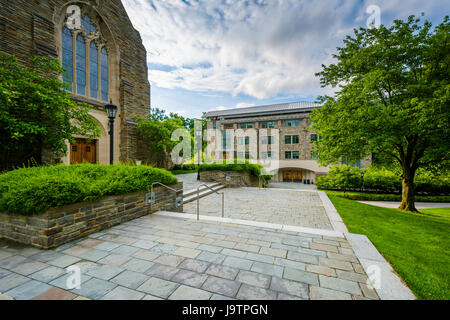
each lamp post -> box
[361,171,365,191]
[105,100,118,165]
[196,126,202,181]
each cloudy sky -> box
[122,0,448,118]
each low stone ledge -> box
[200,170,261,188]
[0,182,183,249]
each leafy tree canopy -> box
[0,54,101,170]
[311,15,450,211]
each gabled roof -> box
[203,101,321,119]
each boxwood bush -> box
[317,165,449,195]
[0,164,177,216]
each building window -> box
[292,151,300,159]
[76,34,86,95]
[261,136,274,145]
[101,47,109,101]
[285,135,299,144]
[238,137,250,145]
[61,14,108,101]
[285,120,299,127]
[261,152,273,159]
[212,121,217,129]
[62,27,73,91]
[222,130,232,150]
[342,158,362,168]
[261,121,275,128]
[240,123,253,129]
[285,151,292,159]
[238,151,251,159]
[89,42,98,99]
[311,134,318,142]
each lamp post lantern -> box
[361,171,365,191]
[105,100,118,165]
[196,126,202,181]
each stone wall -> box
[0,183,183,249]
[0,0,151,166]
[200,170,261,188]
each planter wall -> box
[200,170,260,188]
[0,182,183,249]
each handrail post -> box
[197,186,200,221]
[221,193,224,218]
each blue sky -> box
[122,0,448,118]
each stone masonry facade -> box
[0,183,183,250]
[204,102,372,182]
[0,0,151,165]
[200,170,261,188]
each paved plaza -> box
[184,187,334,230]
[0,214,379,300]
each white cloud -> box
[236,102,255,109]
[216,106,228,111]
[123,0,448,99]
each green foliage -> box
[316,165,361,192]
[326,190,450,203]
[199,162,273,185]
[329,196,450,299]
[317,165,449,194]
[0,54,101,170]
[312,15,450,210]
[0,164,177,215]
[135,113,186,168]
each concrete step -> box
[183,184,226,204]
[183,182,222,198]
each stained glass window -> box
[81,15,97,35]
[90,42,98,99]
[62,13,107,100]
[76,34,86,95]
[101,47,109,101]
[62,27,73,92]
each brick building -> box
[0,0,150,166]
[203,101,371,183]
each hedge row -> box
[317,165,450,195]
[326,191,450,202]
[0,164,177,215]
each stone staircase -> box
[183,182,226,204]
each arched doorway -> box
[70,138,97,164]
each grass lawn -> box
[327,194,449,300]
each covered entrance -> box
[283,170,303,183]
[70,138,97,164]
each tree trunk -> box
[399,168,418,212]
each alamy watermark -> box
[66,5,81,30]
[366,5,381,29]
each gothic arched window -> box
[76,34,86,95]
[62,27,73,91]
[62,13,109,101]
[89,41,98,99]
[100,47,109,101]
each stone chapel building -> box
[0,0,150,165]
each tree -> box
[135,110,186,168]
[312,15,450,212]
[0,54,101,171]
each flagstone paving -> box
[0,214,379,300]
[183,187,333,230]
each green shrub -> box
[0,164,177,215]
[317,165,449,195]
[316,165,361,191]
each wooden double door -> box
[70,138,97,164]
[283,170,303,183]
